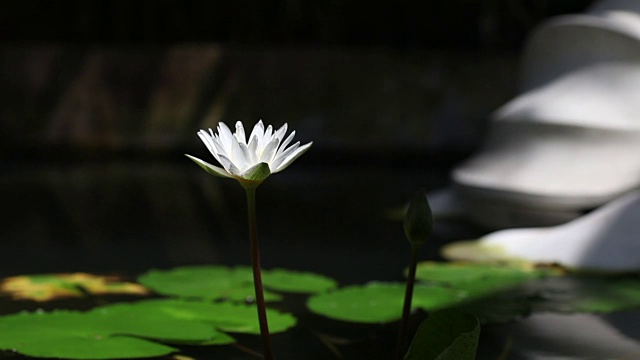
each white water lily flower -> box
[187,120,312,185]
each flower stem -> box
[244,186,274,360]
[395,242,420,360]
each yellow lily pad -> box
[1,273,149,301]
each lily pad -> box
[0,273,148,301]
[531,276,640,314]
[0,309,217,359]
[407,262,556,323]
[307,282,463,323]
[405,309,480,360]
[447,274,640,323]
[0,297,297,359]
[307,263,561,325]
[96,298,297,335]
[138,265,337,301]
[262,268,337,294]
[138,265,279,302]
[414,261,558,301]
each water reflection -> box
[0,161,444,283]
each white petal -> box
[272,141,312,173]
[197,130,220,162]
[210,137,229,160]
[258,125,273,153]
[185,155,232,178]
[229,136,249,171]
[257,124,273,152]
[260,138,280,163]
[211,132,219,143]
[263,124,273,141]
[217,154,241,175]
[249,120,265,144]
[247,134,259,160]
[234,121,247,144]
[276,130,296,157]
[239,142,256,165]
[273,123,288,141]
[272,141,299,167]
[217,122,234,153]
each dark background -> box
[0,0,595,279]
[0,0,594,164]
[1,0,591,49]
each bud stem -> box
[395,242,421,360]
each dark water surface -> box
[0,160,451,280]
[2,160,640,359]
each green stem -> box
[245,186,274,360]
[395,242,420,360]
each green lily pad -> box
[531,276,640,314]
[307,263,560,325]
[138,265,337,301]
[405,309,480,360]
[262,268,337,294]
[0,309,218,359]
[138,265,281,302]
[414,261,555,296]
[96,298,297,335]
[449,275,640,323]
[0,297,297,359]
[307,282,464,323]
[407,262,556,323]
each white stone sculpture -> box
[444,191,640,271]
[449,0,640,229]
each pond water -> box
[1,158,640,359]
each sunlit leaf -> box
[97,298,297,335]
[138,265,337,301]
[405,309,480,360]
[307,263,560,325]
[0,309,218,359]
[138,265,279,302]
[415,261,554,287]
[262,268,337,294]
[0,297,298,359]
[0,273,148,302]
[307,282,463,323]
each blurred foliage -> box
[0,46,517,155]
